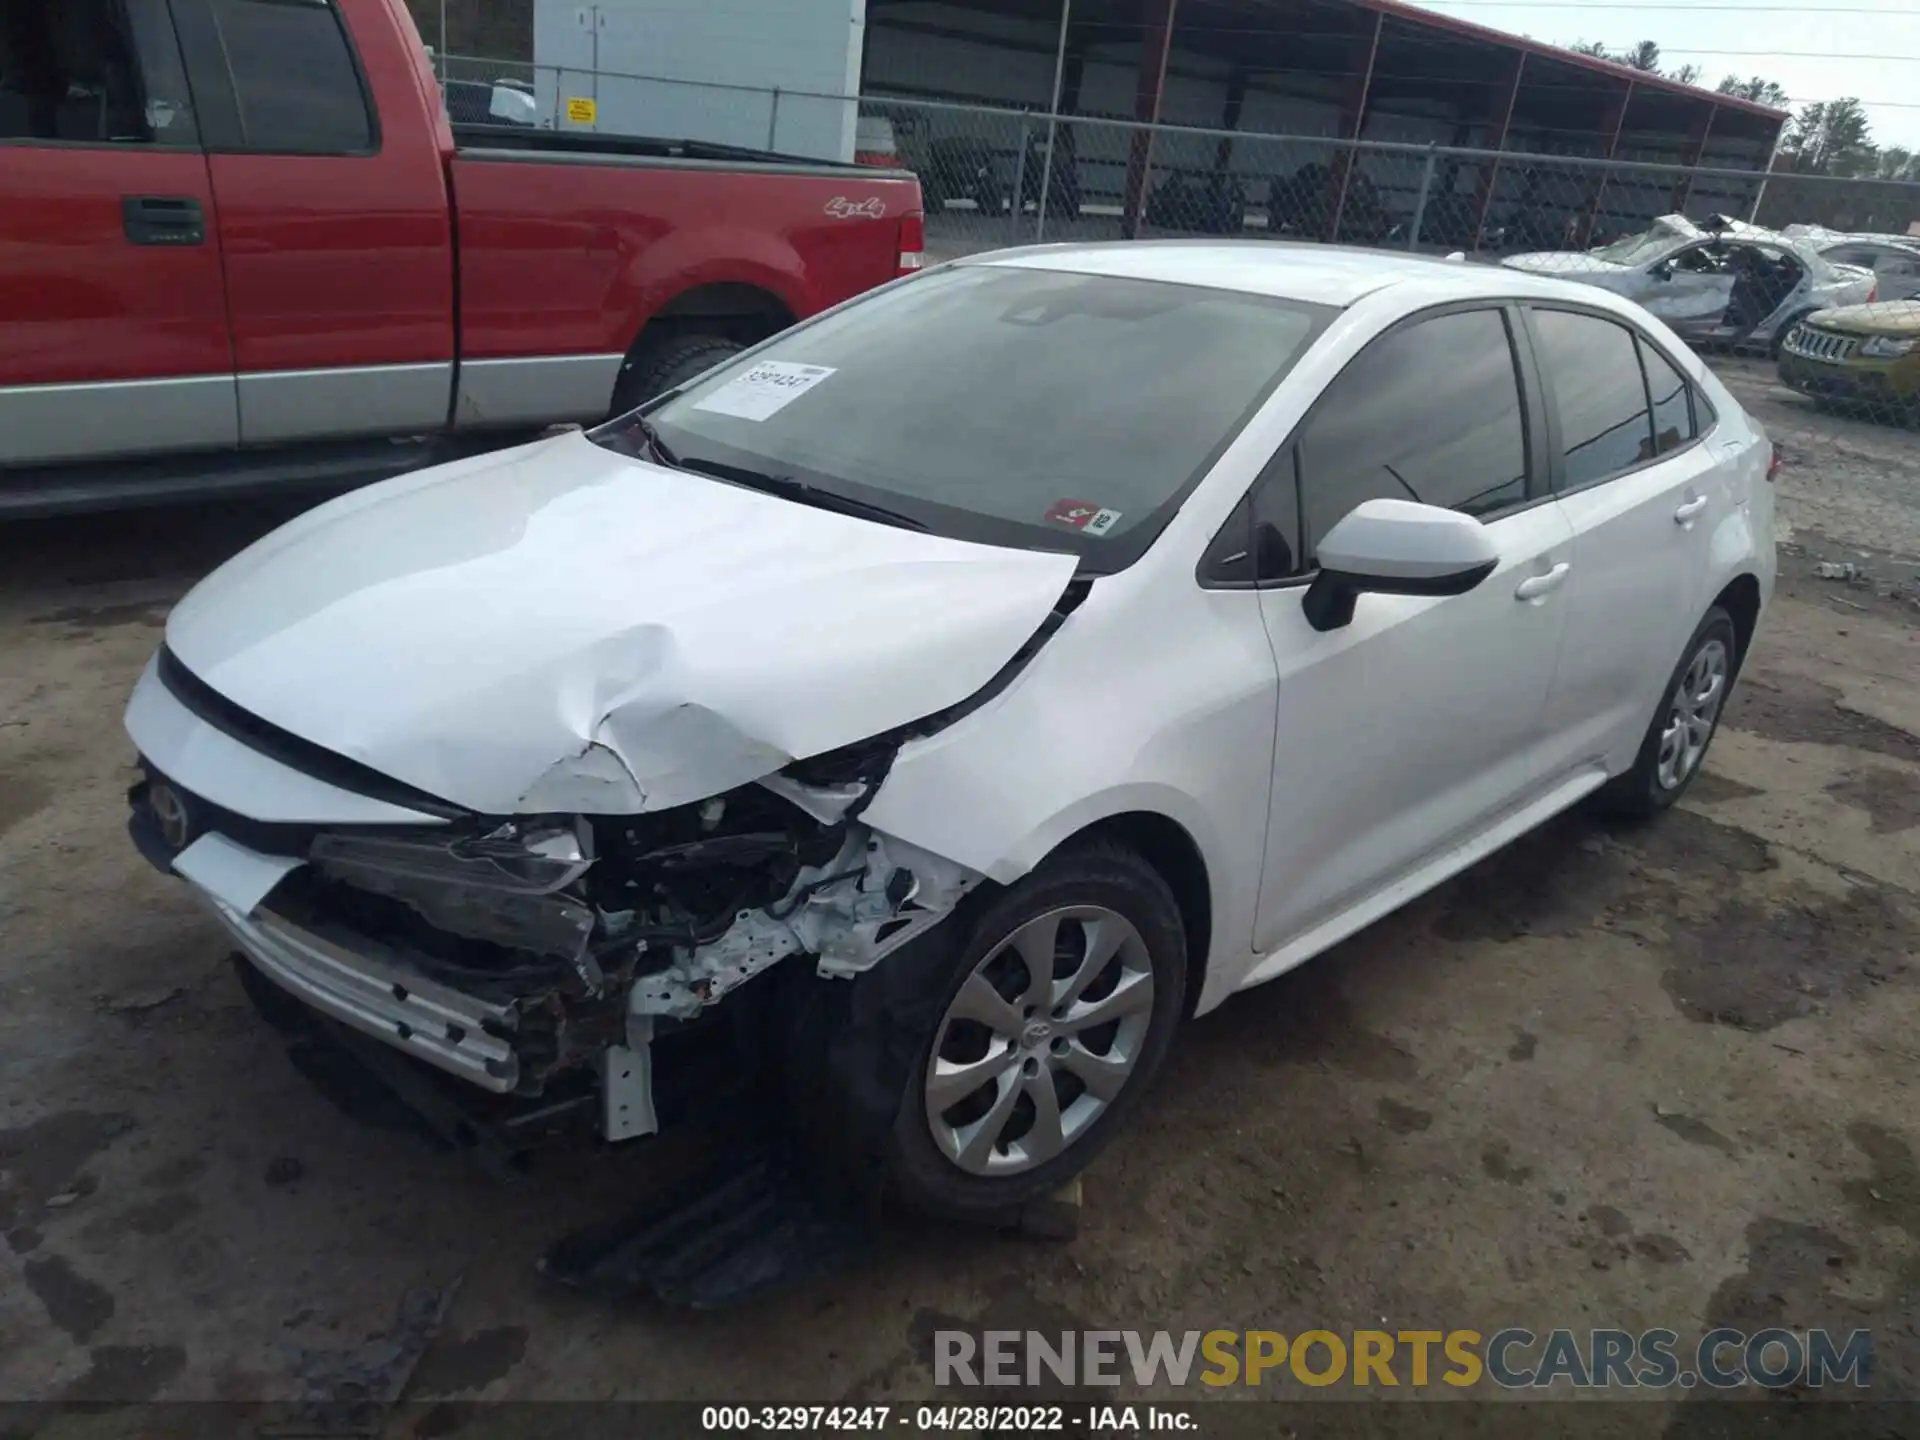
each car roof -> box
[967,240,1618,309]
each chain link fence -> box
[861,97,1919,433]
[429,61,1920,431]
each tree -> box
[1565,39,1703,86]
[1717,74,1792,108]
[1874,146,1919,183]
[1782,97,1878,177]
[1621,39,1662,73]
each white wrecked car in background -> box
[1782,224,1920,303]
[127,243,1775,1224]
[1503,214,1876,354]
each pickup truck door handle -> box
[1673,494,1709,524]
[122,195,206,246]
[1514,563,1571,601]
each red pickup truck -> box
[0,0,922,516]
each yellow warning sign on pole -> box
[565,97,597,124]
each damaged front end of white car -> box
[136,749,974,1142]
[123,434,1082,1166]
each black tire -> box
[609,333,744,416]
[1592,606,1739,821]
[883,839,1187,1221]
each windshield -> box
[1592,229,1691,267]
[592,264,1332,572]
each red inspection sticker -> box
[1043,499,1124,536]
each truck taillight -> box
[1867,282,1878,302]
[897,212,925,276]
[1767,446,1782,482]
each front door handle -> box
[1514,562,1570,601]
[1674,495,1709,525]
[122,195,205,246]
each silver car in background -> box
[1502,214,1876,355]
[1784,225,1920,303]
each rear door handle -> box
[1515,562,1571,601]
[122,195,205,246]
[1674,495,1709,524]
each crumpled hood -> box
[1500,252,1637,287]
[164,433,1079,815]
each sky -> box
[1412,0,1920,149]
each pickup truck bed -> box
[0,0,921,517]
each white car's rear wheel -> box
[1595,606,1739,819]
[886,840,1186,1218]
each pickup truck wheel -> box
[611,334,744,415]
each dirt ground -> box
[2,359,1919,1429]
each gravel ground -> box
[2,359,1919,1433]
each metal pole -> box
[439,0,447,80]
[1010,115,1031,244]
[1748,129,1784,223]
[767,88,781,150]
[1407,144,1436,251]
[1035,0,1071,242]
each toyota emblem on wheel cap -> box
[149,781,193,851]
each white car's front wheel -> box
[886,840,1188,1218]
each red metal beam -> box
[1121,0,1180,240]
[1347,0,1785,121]
[1671,103,1718,214]
[1327,11,1385,242]
[1583,80,1635,247]
[1470,51,1525,251]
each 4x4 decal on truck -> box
[825,196,887,220]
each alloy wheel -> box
[923,906,1155,1176]
[1656,636,1729,790]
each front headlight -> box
[1861,335,1917,359]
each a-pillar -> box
[1120,0,1180,239]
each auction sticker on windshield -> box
[692,362,837,422]
[1045,499,1123,536]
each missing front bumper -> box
[209,897,522,1092]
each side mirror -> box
[1302,499,1499,632]
[1651,260,1674,281]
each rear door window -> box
[1638,340,1695,456]
[204,0,373,154]
[1528,309,1655,488]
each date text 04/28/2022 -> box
[700,1405,1196,1432]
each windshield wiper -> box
[677,456,928,532]
[626,414,680,468]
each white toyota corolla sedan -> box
[125,242,1775,1222]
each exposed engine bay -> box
[250,770,981,1110]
